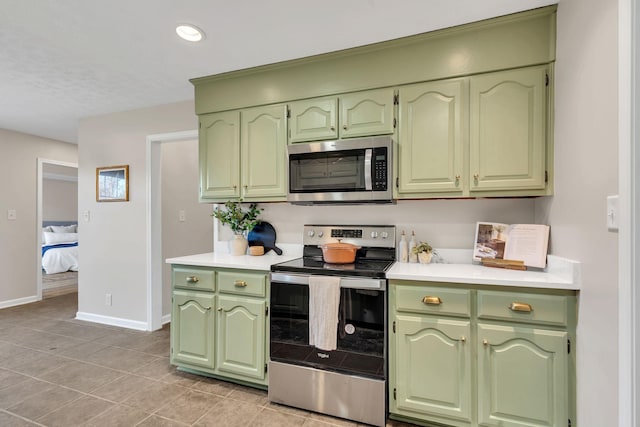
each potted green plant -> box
[212,201,262,255]
[412,241,434,264]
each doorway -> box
[146,130,213,330]
[36,159,79,300]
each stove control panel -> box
[303,225,396,248]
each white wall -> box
[43,178,78,221]
[536,0,620,425]
[161,139,213,317]
[0,129,77,306]
[77,100,197,326]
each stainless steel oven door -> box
[269,273,387,380]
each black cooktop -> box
[270,256,394,279]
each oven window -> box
[289,149,366,193]
[270,281,386,379]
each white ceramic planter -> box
[418,251,433,264]
[230,234,248,256]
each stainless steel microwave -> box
[287,135,394,204]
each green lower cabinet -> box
[477,323,568,427]
[170,266,269,388]
[393,313,472,426]
[217,295,266,381]
[389,282,575,427]
[171,290,216,369]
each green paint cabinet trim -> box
[192,7,556,115]
[217,295,266,380]
[288,97,338,143]
[170,265,269,388]
[469,66,547,192]
[388,281,576,427]
[477,323,568,427]
[171,290,215,369]
[398,79,466,195]
[199,111,240,200]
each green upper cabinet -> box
[241,104,288,200]
[288,88,395,143]
[199,111,240,200]
[470,66,548,192]
[477,323,568,427]
[171,290,216,369]
[288,97,338,143]
[397,79,465,196]
[339,88,395,138]
[200,105,287,202]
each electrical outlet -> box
[7,209,16,220]
[105,293,112,306]
[82,210,91,222]
[179,209,186,222]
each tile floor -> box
[0,293,418,427]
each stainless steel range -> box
[269,224,396,427]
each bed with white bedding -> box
[42,222,78,274]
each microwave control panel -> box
[373,147,388,191]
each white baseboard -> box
[162,313,171,325]
[0,295,39,309]
[75,311,149,331]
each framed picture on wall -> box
[96,165,129,202]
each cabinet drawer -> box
[395,284,471,317]
[218,270,266,297]
[173,266,216,291]
[477,290,568,326]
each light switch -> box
[82,210,91,222]
[7,209,16,220]
[607,195,619,232]
[179,209,186,222]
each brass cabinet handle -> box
[460,336,466,343]
[330,126,336,131]
[343,125,347,130]
[234,280,247,287]
[455,175,460,185]
[217,307,222,311]
[473,173,479,180]
[509,302,533,313]
[233,185,237,190]
[422,296,442,305]
[186,276,199,284]
[483,339,489,346]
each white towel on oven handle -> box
[308,275,341,351]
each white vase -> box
[230,234,248,256]
[418,251,433,264]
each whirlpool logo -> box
[317,352,329,359]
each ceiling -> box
[0,0,556,144]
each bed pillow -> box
[44,232,78,245]
[50,224,77,233]
[42,226,52,241]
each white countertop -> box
[165,244,302,271]
[166,247,580,291]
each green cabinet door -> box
[216,295,266,381]
[477,323,568,427]
[199,111,241,200]
[398,79,465,196]
[339,88,395,138]
[288,97,338,143]
[171,290,215,369]
[393,313,472,425]
[241,105,287,201]
[470,66,547,192]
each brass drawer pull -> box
[422,296,442,305]
[234,280,248,287]
[460,336,466,343]
[186,276,199,284]
[217,307,223,311]
[483,339,489,346]
[509,302,533,313]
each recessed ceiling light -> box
[176,24,205,42]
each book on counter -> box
[473,222,550,269]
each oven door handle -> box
[270,272,386,290]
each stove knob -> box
[381,232,389,239]
[307,230,315,237]
[318,231,324,237]
[370,231,379,238]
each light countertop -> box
[166,247,580,291]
